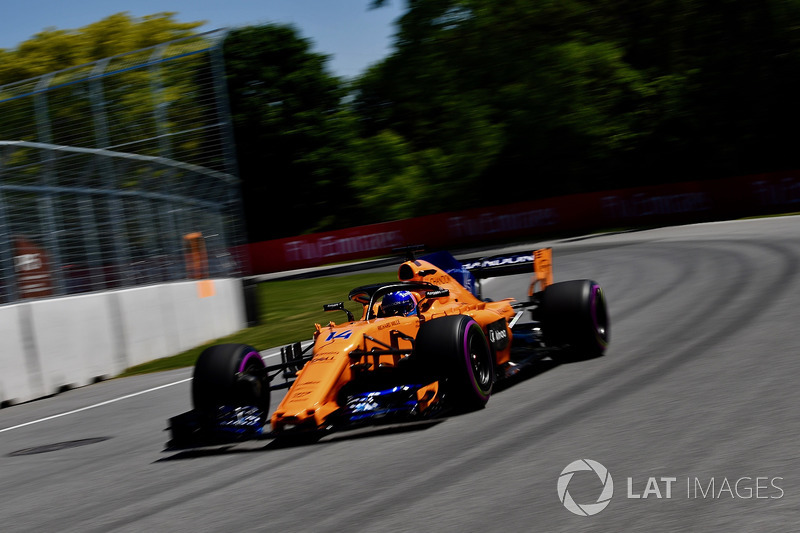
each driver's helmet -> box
[380,290,418,317]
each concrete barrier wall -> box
[0,305,36,406]
[0,278,245,407]
[29,293,119,396]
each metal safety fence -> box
[0,30,245,304]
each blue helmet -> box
[380,290,417,317]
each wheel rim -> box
[235,351,267,408]
[590,285,609,346]
[239,350,264,373]
[468,331,492,391]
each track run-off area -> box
[1,217,799,532]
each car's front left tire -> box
[191,343,270,415]
[416,315,494,409]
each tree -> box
[362,0,800,202]
[356,0,652,206]
[0,13,202,85]
[223,25,357,241]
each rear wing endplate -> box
[530,248,553,295]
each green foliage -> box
[356,0,800,203]
[349,130,443,220]
[223,25,358,240]
[0,13,202,85]
[354,0,647,202]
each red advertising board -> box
[13,237,54,298]
[245,170,800,275]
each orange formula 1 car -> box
[167,247,609,447]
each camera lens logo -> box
[558,459,614,516]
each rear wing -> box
[422,248,553,299]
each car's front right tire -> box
[540,279,609,357]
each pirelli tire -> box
[540,279,609,357]
[416,315,494,409]
[191,343,270,415]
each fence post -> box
[33,73,66,296]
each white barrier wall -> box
[0,305,37,405]
[29,293,119,395]
[0,278,245,407]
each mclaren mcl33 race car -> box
[167,247,609,448]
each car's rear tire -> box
[191,343,269,415]
[416,315,494,409]
[540,280,609,357]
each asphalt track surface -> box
[1,217,799,532]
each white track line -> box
[0,379,191,434]
[0,349,289,435]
